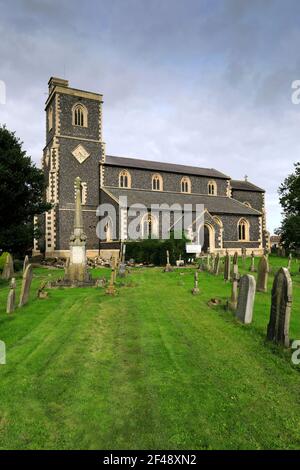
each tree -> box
[0,125,51,255]
[277,162,300,251]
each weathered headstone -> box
[6,277,16,314]
[191,271,200,295]
[256,255,269,292]
[241,248,246,269]
[2,253,14,280]
[18,264,33,307]
[249,251,255,272]
[267,267,292,347]
[213,253,220,275]
[236,274,256,324]
[23,255,29,273]
[224,251,231,282]
[232,251,239,277]
[287,253,292,271]
[229,273,239,310]
[106,265,116,295]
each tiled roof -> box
[103,187,262,216]
[231,180,265,192]
[105,155,230,179]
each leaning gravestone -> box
[213,253,220,275]
[2,253,14,280]
[256,255,269,292]
[6,277,16,314]
[23,255,29,273]
[224,252,231,282]
[249,251,255,272]
[267,267,292,347]
[236,274,256,324]
[18,264,33,307]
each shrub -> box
[0,252,9,271]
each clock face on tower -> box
[72,144,90,164]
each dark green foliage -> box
[0,125,51,255]
[125,232,189,265]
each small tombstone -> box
[37,281,48,299]
[236,274,256,324]
[118,262,126,278]
[23,255,29,273]
[18,264,33,307]
[106,265,116,295]
[224,251,231,282]
[6,277,16,314]
[267,267,292,347]
[213,253,220,275]
[241,248,246,269]
[249,251,255,272]
[191,271,200,295]
[232,251,239,277]
[287,253,292,271]
[164,250,173,272]
[256,255,269,292]
[229,273,239,310]
[2,253,14,280]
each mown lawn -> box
[0,255,299,450]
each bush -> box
[125,232,189,266]
[0,252,9,271]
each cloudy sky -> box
[1,0,300,232]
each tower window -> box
[238,218,250,241]
[181,176,191,193]
[119,170,131,188]
[48,106,53,131]
[72,104,88,127]
[208,180,217,195]
[152,174,163,191]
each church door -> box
[202,225,210,253]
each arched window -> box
[119,170,131,188]
[152,174,163,191]
[48,106,53,131]
[238,218,250,241]
[181,176,191,193]
[243,201,252,208]
[208,180,217,195]
[141,213,158,239]
[72,103,88,127]
[213,216,223,228]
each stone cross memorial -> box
[191,271,200,295]
[214,253,220,275]
[250,251,255,272]
[19,264,33,307]
[256,255,269,292]
[6,277,16,314]
[267,267,292,347]
[2,253,14,280]
[232,251,239,277]
[229,273,239,310]
[164,250,172,272]
[236,274,256,324]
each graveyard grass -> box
[0,255,300,450]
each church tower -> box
[40,77,104,257]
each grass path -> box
[0,256,299,449]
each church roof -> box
[231,180,265,192]
[105,155,230,179]
[103,187,262,216]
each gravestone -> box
[198,256,204,271]
[19,264,33,307]
[224,251,231,282]
[236,274,256,324]
[256,255,269,292]
[267,267,292,347]
[206,254,211,272]
[191,271,199,295]
[2,253,14,280]
[164,250,173,272]
[23,255,29,273]
[213,253,220,275]
[249,251,255,272]
[287,253,292,271]
[241,248,246,269]
[232,251,239,277]
[119,244,126,277]
[229,273,239,310]
[106,265,116,295]
[6,277,16,314]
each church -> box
[34,77,269,259]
